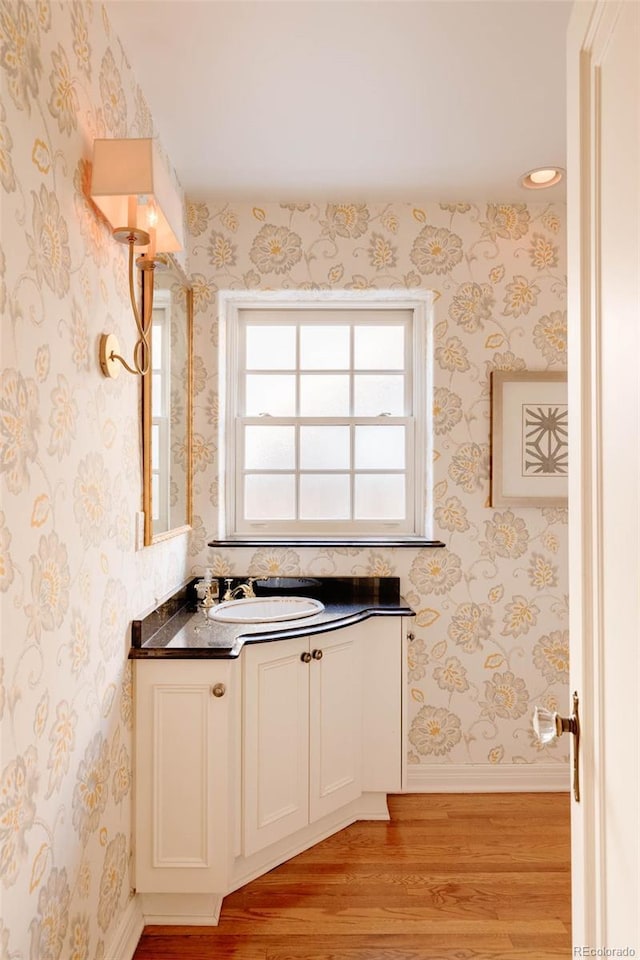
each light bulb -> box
[529,168,558,185]
[146,205,158,229]
[521,167,564,190]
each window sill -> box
[208,537,445,549]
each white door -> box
[567,0,640,948]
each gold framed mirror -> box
[141,255,193,545]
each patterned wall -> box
[188,200,569,769]
[0,2,189,956]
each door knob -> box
[312,649,323,660]
[532,691,580,802]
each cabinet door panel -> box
[243,636,310,856]
[153,685,210,866]
[309,629,363,823]
[135,660,233,894]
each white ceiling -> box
[105,0,572,202]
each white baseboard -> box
[104,895,144,960]
[404,762,570,793]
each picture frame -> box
[490,371,568,507]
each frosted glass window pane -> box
[245,426,295,469]
[354,375,405,415]
[355,426,405,469]
[152,323,162,367]
[245,475,295,519]
[300,426,350,469]
[246,325,295,369]
[300,375,349,415]
[355,326,404,369]
[152,473,160,521]
[152,373,162,416]
[245,375,296,415]
[300,326,349,369]
[300,475,350,519]
[151,424,160,469]
[355,475,405,519]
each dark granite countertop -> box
[130,577,415,660]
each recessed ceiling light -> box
[520,167,564,189]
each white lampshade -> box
[90,138,183,253]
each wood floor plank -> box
[214,911,567,936]
[243,872,571,893]
[134,935,520,960]
[265,948,570,960]
[238,878,570,904]
[133,793,571,960]
[224,891,569,923]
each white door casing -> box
[567,0,640,948]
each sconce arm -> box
[99,237,155,378]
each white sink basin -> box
[208,596,325,624]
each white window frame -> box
[217,289,434,542]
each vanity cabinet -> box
[134,659,236,894]
[133,613,406,917]
[242,627,363,856]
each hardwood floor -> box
[133,793,571,960]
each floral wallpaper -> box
[0,2,189,957]
[187,199,569,770]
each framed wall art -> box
[490,371,568,507]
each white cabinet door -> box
[135,659,234,894]
[243,635,310,856]
[243,628,363,854]
[309,629,363,822]
[242,619,404,857]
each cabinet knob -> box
[211,683,226,698]
[407,632,415,641]
[300,651,312,663]
[312,649,323,660]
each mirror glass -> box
[142,255,192,544]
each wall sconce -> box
[90,138,183,378]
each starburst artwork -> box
[522,405,569,476]
[491,371,568,506]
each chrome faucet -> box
[223,577,256,601]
